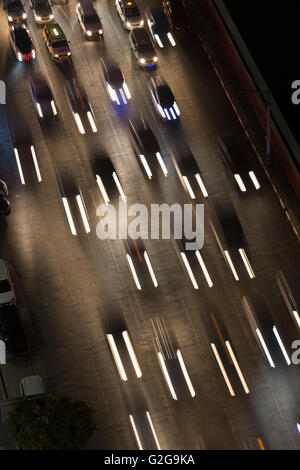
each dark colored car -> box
[162,0,192,32]
[29,73,58,119]
[30,0,54,24]
[9,25,36,62]
[149,76,180,121]
[76,0,103,38]
[146,6,176,47]
[0,305,29,361]
[100,58,131,106]
[5,0,27,24]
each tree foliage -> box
[8,394,97,450]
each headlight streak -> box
[211,343,235,396]
[14,148,25,185]
[224,250,239,281]
[123,81,131,99]
[50,100,57,115]
[62,197,76,235]
[163,108,171,120]
[73,112,85,134]
[87,111,97,132]
[293,310,300,329]
[119,88,127,104]
[249,171,260,189]
[107,84,120,105]
[36,102,43,118]
[272,326,291,365]
[157,352,177,400]
[127,254,141,290]
[195,173,208,197]
[129,415,143,450]
[156,152,168,177]
[176,350,195,397]
[173,101,180,116]
[32,49,36,59]
[76,194,90,233]
[96,174,110,205]
[112,172,126,201]
[122,330,142,378]
[154,34,163,48]
[144,250,158,287]
[107,334,127,381]
[157,104,166,118]
[17,52,22,62]
[180,252,199,289]
[234,174,246,192]
[139,155,152,179]
[167,32,176,46]
[182,176,196,199]
[30,145,42,182]
[225,341,250,394]
[256,328,275,368]
[146,412,161,450]
[239,248,255,279]
[195,250,213,287]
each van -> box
[43,23,71,62]
[20,375,45,397]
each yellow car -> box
[43,23,71,62]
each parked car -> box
[0,304,29,361]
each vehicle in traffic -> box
[64,79,97,134]
[0,305,29,361]
[276,271,300,331]
[124,238,158,290]
[149,76,180,121]
[29,73,58,119]
[20,375,45,396]
[5,0,27,24]
[100,58,131,106]
[0,197,11,216]
[29,0,53,23]
[172,149,208,200]
[9,25,36,62]
[129,27,157,68]
[0,259,15,305]
[43,23,71,62]
[145,6,176,48]
[129,115,168,179]
[92,157,126,204]
[0,180,8,198]
[76,0,103,39]
[106,328,142,380]
[115,0,143,30]
[162,0,192,32]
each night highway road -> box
[0,0,300,450]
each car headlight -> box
[139,58,145,64]
[87,31,92,36]
[153,56,158,62]
[22,13,27,19]
[67,52,71,56]
[36,15,41,21]
[99,29,103,34]
[55,54,59,57]
[126,21,131,27]
[8,15,13,21]
[140,19,144,26]
[49,14,54,20]
[17,52,22,61]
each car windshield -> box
[138,44,153,54]
[7,0,22,10]
[85,14,99,23]
[53,39,68,48]
[125,7,139,17]
[0,280,10,294]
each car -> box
[64,79,97,134]
[100,58,131,106]
[0,180,8,197]
[76,0,103,39]
[20,375,45,396]
[162,0,192,32]
[29,0,53,23]
[43,23,71,62]
[149,76,180,121]
[0,259,15,305]
[9,25,36,62]
[106,328,142,380]
[29,73,58,119]
[5,0,27,24]
[145,6,176,48]
[276,271,300,331]
[115,0,143,30]
[0,197,11,216]
[172,149,208,200]
[129,27,157,68]
[0,305,29,361]
[92,157,126,204]
[129,115,168,179]
[124,238,158,290]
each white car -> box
[115,0,143,30]
[0,259,15,305]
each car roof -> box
[131,27,151,43]
[46,23,65,40]
[149,8,169,26]
[156,84,174,105]
[31,75,51,97]
[103,61,123,87]
[79,0,96,14]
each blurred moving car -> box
[115,0,143,30]
[65,79,97,134]
[149,76,180,121]
[92,157,126,204]
[129,27,157,68]
[0,305,29,361]
[162,0,192,32]
[76,0,103,39]
[0,259,15,305]
[100,58,131,106]
[29,73,58,119]
[145,6,176,48]
[29,0,53,23]
[9,25,36,62]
